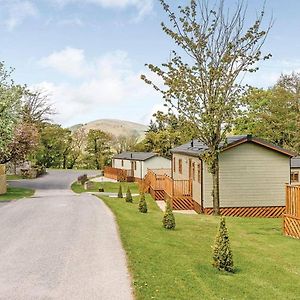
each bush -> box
[212,217,234,273]
[138,193,147,213]
[118,185,123,198]
[162,201,176,229]
[125,187,133,203]
[78,174,88,185]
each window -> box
[134,161,137,170]
[197,163,201,183]
[179,159,182,174]
[192,162,195,181]
[121,160,124,167]
[173,157,176,172]
[291,171,299,183]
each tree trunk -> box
[211,156,220,216]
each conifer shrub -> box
[138,193,148,213]
[212,217,234,273]
[162,201,176,229]
[125,187,133,203]
[118,185,123,198]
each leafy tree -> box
[162,201,175,229]
[67,128,87,169]
[118,185,123,198]
[212,217,234,273]
[35,124,72,168]
[234,73,300,154]
[0,122,39,165]
[0,63,23,154]
[142,0,271,215]
[138,193,148,213]
[86,129,112,170]
[114,134,139,154]
[125,187,133,203]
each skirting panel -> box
[204,206,285,218]
[284,215,300,239]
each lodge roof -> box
[291,156,300,168]
[171,135,296,158]
[113,152,157,161]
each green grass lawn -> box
[71,181,140,194]
[6,174,24,180]
[96,183,300,300]
[0,186,35,201]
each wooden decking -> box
[143,169,195,211]
[104,167,134,182]
[284,185,300,239]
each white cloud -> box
[48,0,153,21]
[36,48,161,126]
[0,0,38,30]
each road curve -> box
[0,170,133,300]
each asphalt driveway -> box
[0,170,133,300]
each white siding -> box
[203,143,290,208]
[143,157,171,178]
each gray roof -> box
[113,152,157,161]
[291,157,300,168]
[171,135,295,157]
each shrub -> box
[125,187,133,203]
[118,185,123,198]
[162,201,176,229]
[212,217,234,273]
[138,193,147,213]
[78,174,88,185]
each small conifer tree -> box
[118,185,123,198]
[212,217,234,273]
[162,201,176,229]
[125,187,133,203]
[138,193,148,213]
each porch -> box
[104,167,135,182]
[143,169,196,211]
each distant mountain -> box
[69,119,148,139]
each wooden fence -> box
[143,169,194,210]
[104,167,133,182]
[284,185,300,239]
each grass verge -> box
[71,181,139,194]
[6,174,24,180]
[0,186,35,201]
[97,183,300,300]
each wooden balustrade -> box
[104,167,132,181]
[284,185,300,239]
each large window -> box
[173,157,176,172]
[134,161,137,170]
[291,171,299,183]
[179,159,182,174]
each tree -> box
[142,111,197,158]
[234,73,300,154]
[125,187,133,203]
[142,0,271,215]
[138,193,148,213]
[35,124,72,168]
[67,128,87,169]
[22,89,55,126]
[86,129,112,170]
[0,62,23,154]
[162,201,175,229]
[114,134,139,154]
[212,217,234,273]
[0,122,39,165]
[118,185,123,198]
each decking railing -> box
[104,167,132,182]
[284,185,300,239]
[143,169,194,210]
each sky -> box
[1,0,300,127]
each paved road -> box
[0,170,133,300]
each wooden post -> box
[0,164,7,195]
